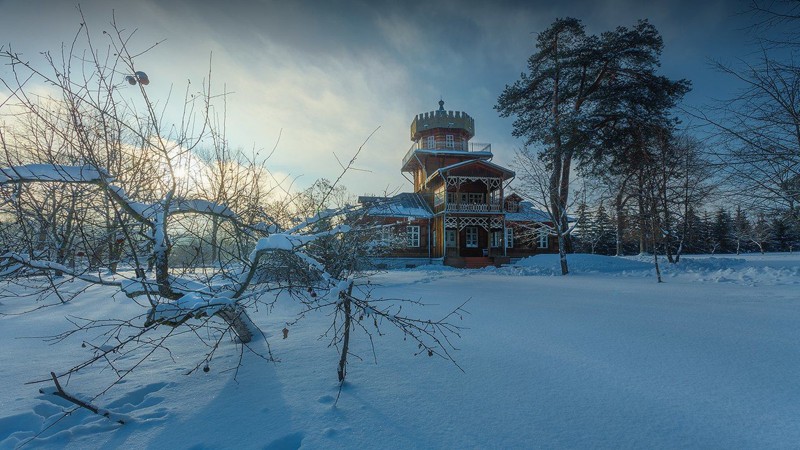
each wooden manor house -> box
[359,100,558,269]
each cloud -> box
[0,0,769,196]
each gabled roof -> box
[358,193,433,219]
[505,201,552,223]
[401,148,492,172]
[425,159,515,185]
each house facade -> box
[359,101,558,268]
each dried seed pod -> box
[135,71,149,85]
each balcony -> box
[438,202,504,214]
[401,140,492,170]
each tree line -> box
[497,2,800,274]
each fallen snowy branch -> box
[40,372,125,425]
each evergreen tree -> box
[750,213,772,254]
[680,204,704,254]
[594,202,616,255]
[771,215,791,252]
[573,200,592,253]
[712,208,733,253]
[701,211,716,254]
[497,18,688,274]
[732,206,750,254]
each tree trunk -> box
[337,283,354,383]
[216,305,255,343]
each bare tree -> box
[0,12,464,425]
[512,147,581,267]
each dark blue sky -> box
[0,0,780,194]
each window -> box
[538,231,549,249]
[434,186,445,206]
[380,227,393,242]
[446,134,454,148]
[426,136,435,149]
[466,227,478,248]
[491,231,502,248]
[407,225,420,247]
[505,228,514,249]
[447,192,457,204]
[468,193,484,204]
[506,201,519,213]
[446,229,456,248]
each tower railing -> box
[402,141,492,169]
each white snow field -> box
[1,253,799,449]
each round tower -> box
[410,100,475,151]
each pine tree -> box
[712,208,733,253]
[732,206,750,254]
[750,213,772,254]
[701,211,716,254]
[681,204,704,254]
[573,200,592,253]
[771,215,791,252]
[594,202,616,255]
[496,18,688,274]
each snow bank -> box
[2,254,800,448]
[501,253,800,286]
[660,255,800,286]
[507,254,654,276]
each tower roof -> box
[410,100,475,141]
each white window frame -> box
[491,231,502,248]
[505,228,514,249]
[446,229,456,248]
[447,192,457,204]
[426,136,435,149]
[407,225,420,247]
[466,227,478,248]
[445,134,455,148]
[538,231,549,249]
[434,186,445,206]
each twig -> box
[40,372,124,424]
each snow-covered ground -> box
[1,253,799,449]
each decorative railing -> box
[446,202,503,213]
[402,141,492,169]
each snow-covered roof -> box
[425,159,515,185]
[358,193,433,219]
[505,201,552,223]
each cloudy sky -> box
[0,0,768,195]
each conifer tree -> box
[497,18,688,274]
[732,206,751,255]
[712,208,733,253]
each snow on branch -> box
[250,225,352,256]
[0,252,121,286]
[105,185,159,223]
[285,206,357,234]
[0,164,109,184]
[145,292,236,327]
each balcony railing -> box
[402,140,492,169]
[445,202,504,213]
